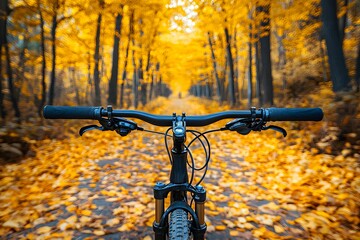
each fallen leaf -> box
[37,226,52,234]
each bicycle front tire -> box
[169,209,190,240]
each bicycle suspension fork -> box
[153,114,207,239]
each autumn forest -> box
[0,0,359,239]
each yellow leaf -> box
[261,202,280,211]
[337,207,352,215]
[79,216,92,224]
[66,205,77,212]
[274,225,285,233]
[117,223,133,232]
[244,223,254,229]
[222,219,235,228]
[215,225,226,231]
[229,230,239,236]
[65,215,78,224]
[58,222,69,231]
[37,226,52,234]
[106,218,120,227]
[237,217,247,223]
[94,230,105,236]
[81,209,92,216]
[3,219,21,229]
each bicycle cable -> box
[164,127,173,164]
[187,130,210,171]
[185,145,195,186]
[141,128,172,137]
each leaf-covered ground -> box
[0,96,359,239]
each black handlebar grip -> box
[43,106,102,119]
[267,108,323,121]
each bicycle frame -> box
[153,114,207,239]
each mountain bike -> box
[43,105,323,239]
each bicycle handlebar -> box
[43,106,323,126]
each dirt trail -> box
[2,97,359,239]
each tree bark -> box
[119,18,131,108]
[5,30,21,120]
[258,4,273,106]
[255,40,262,105]
[355,41,360,92]
[130,11,138,108]
[48,0,58,105]
[38,0,46,116]
[15,35,28,102]
[321,0,351,92]
[0,0,7,119]
[207,32,223,103]
[138,18,147,106]
[93,0,104,105]
[86,52,92,104]
[224,27,236,107]
[0,48,5,119]
[108,8,123,106]
[3,0,21,119]
[247,18,253,107]
[233,29,239,101]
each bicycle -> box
[43,105,323,239]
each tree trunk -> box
[339,0,348,44]
[93,0,104,105]
[224,27,236,107]
[149,71,154,101]
[108,9,123,106]
[255,40,262,105]
[258,4,274,106]
[233,29,239,101]
[355,41,360,92]
[0,0,7,119]
[15,35,27,102]
[321,0,351,92]
[119,20,131,108]
[138,18,147,106]
[130,11,138,108]
[247,19,253,107]
[38,0,46,117]
[86,52,92,104]
[0,48,5,119]
[68,67,80,105]
[207,32,222,103]
[3,0,21,120]
[48,0,58,105]
[5,31,21,120]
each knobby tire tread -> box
[169,209,190,240]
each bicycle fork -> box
[153,182,207,239]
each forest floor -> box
[0,90,359,239]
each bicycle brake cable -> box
[140,128,172,137]
[185,145,195,186]
[164,127,173,164]
[187,130,210,171]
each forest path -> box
[1,97,359,239]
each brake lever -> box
[79,117,139,137]
[225,118,287,137]
[262,125,287,137]
[79,125,104,136]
